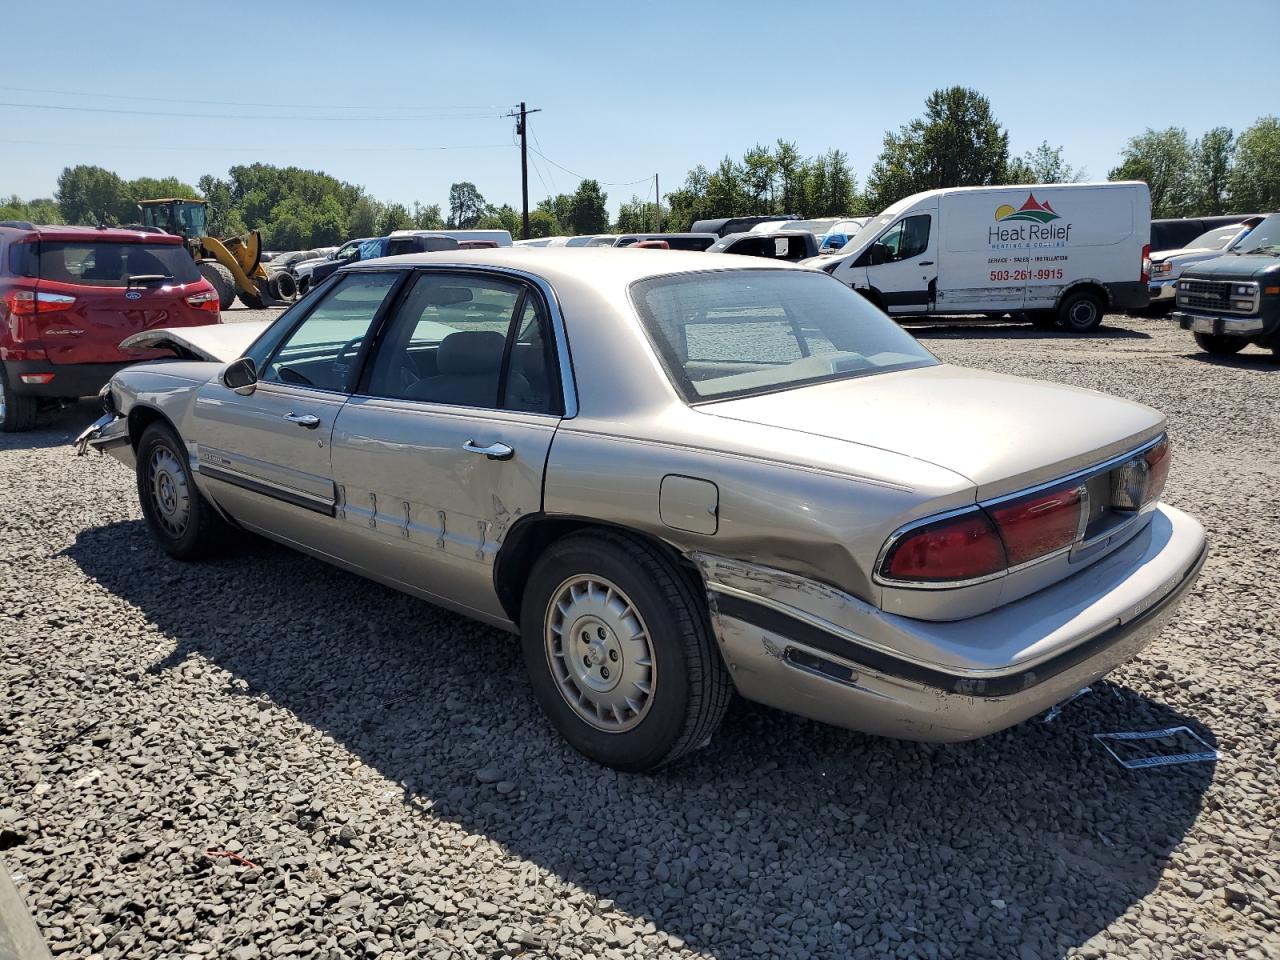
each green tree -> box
[774,140,805,215]
[615,195,660,233]
[865,87,1010,211]
[348,196,382,238]
[476,203,521,236]
[536,194,574,231]
[56,165,130,224]
[412,202,444,230]
[378,202,415,234]
[447,182,486,228]
[1007,142,1085,184]
[1228,117,1280,213]
[0,195,62,224]
[1108,127,1194,218]
[567,179,609,234]
[1190,127,1234,215]
[527,208,558,238]
[665,164,711,231]
[742,144,778,215]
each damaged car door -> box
[328,269,567,624]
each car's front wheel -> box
[1193,332,1246,355]
[136,422,227,559]
[520,531,732,772]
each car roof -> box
[354,246,799,287]
[0,223,185,244]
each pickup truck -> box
[1146,217,1263,308]
[305,234,459,289]
[1171,213,1280,356]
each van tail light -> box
[986,484,1085,567]
[185,288,221,315]
[1140,243,1151,284]
[881,512,1007,583]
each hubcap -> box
[1070,301,1097,326]
[148,446,191,537]
[544,575,656,732]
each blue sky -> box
[3,1,1276,216]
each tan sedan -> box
[78,249,1207,771]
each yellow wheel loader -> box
[136,199,295,310]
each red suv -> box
[0,222,222,431]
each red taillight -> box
[987,484,1084,567]
[185,288,221,314]
[1140,243,1151,285]
[882,511,1007,583]
[3,289,76,316]
[1143,438,1170,506]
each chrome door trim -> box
[198,463,336,517]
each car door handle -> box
[284,412,320,429]
[917,260,934,266]
[463,439,514,460]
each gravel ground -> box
[3,308,1279,960]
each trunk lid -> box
[700,363,1165,500]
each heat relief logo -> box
[989,193,1072,248]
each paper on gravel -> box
[1093,726,1219,769]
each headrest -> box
[437,330,506,376]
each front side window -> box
[260,272,400,392]
[631,269,937,402]
[873,215,931,264]
[363,272,560,414]
[36,242,202,287]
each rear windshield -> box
[630,269,937,402]
[37,241,201,287]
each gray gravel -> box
[3,309,1280,960]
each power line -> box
[0,84,503,114]
[527,145,652,187]
[0,100,500,122]
[0,138,514,153]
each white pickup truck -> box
[1146,217,1263,307]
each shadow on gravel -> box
[66,521,1215,960]
[1182,351,1279,370]
[0,400,101,451]
[905,322,1151,342]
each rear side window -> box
[36,241,201,287]
[7,240,36,277]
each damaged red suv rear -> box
[0,222,222,431]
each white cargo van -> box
[810,182,1151,331]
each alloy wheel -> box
[544,575,656,732]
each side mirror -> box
[221,356,258,395]
[869,243,889,266]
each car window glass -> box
[260,272,399,392]
[898,215,930,259]
[365,273,559,414]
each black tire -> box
[1193,332,1246,355]
[520,530,732,772]
[296,275,311,296]
[1026,310,1059,330]
[268,271,297,302]
[1057,289,1106,333]
[0,366,38,432]
[197,261,236,311]
[136,422,227,560]
[238,288,268,310]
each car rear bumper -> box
[1172,310,1269,337]
[693,503,1207,742]
[2,359,127,398]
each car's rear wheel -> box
[136,422,226,559]
[1057,289,1106,333]
[0,366,38,432]
[198,261,236,311]
[520,531,731,772]
[1193,332,1246,355]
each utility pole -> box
[505,102,541,240]
[654,173,660,233]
